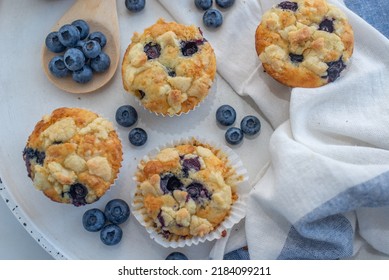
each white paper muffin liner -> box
[131,136,250,248]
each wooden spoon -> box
[42,0,120,94]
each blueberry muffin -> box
[23,107,122,206]
[255,0,354,88]
[121,18,217,116]
[133,139,242,242]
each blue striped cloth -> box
[224,0,389,261]
[224,247,250,260]
[344,0,389,39]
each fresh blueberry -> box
[159,174,170,194]
[195,0,213,10]
[319,18,334,33]
[186,183,202,200]
[181,41,199,57]
[71,19,90,40]
[63,48,85,71]
[82,40,101,58]
[82,208,106,232]
[203,8,223,28]
[166,68,176,77]
[186,182,211,201]
[289,53,304,64]
[157,211,166,227]
[325,57,346,83]
[136,89,146,100]
[225,127,244,145]
[75,40,86,52]
[277,1,298,12]
[72,65,93,84]
[160,173,180,193]
[169,178,183,193]
[90,52,110,73]
[144,42,161,59]
[23,147,45,178]
[48,56,70,78]
[22,147,45,165]
[216,0,235,9]
[128,127,147,146]
[58,24,81,47]
[45,31,66,53]
[69,183,88,206]
[88,31,107,49]
[181,157,201,174]
[161,173,183,193]
[100,224,123,246]
[216,105,236,126]
[240,115,261,136]
[165,252,189,260]
[22,147,45,178]
[125,0,146,12]
[104,199,130,225]
[115,105,138,127]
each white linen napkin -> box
[158,0,389,259]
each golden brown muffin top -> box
[133,139,240,241]
[122,18,216,116]
[255,0,354,88]
[23,107,122,206]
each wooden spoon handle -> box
[55,0,118,28]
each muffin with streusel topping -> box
[121,18,217,116]
[255,0,354,88]
[23,107,122,206]
[132,138,246,246]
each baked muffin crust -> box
[133,139,240,241]
[23,107,122,206]
[255,0,354,88]
[122,18,216,116]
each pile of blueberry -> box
[45,19,110,84]
[82,199,130,245]
[195,0,235,28]
[115,105,148,146]
[216,105,261,145]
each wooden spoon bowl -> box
[42,0,120,94]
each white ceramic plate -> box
[0,0,272,260]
